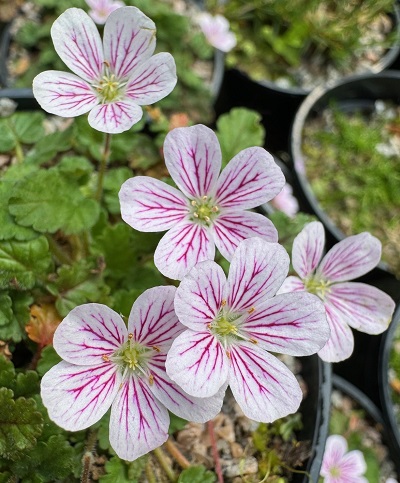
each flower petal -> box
[41,360,121,431]
[119,176,188,232]
[32,71,98,117]
[341,450,367,478]
[53,304,127,366]
[126,53,177,105]
[148,352,225,423]
[276,276,306,294]
[88,99,143,133]
[175,260,226,330]
[163,124,222,199]
[325,282,394,335]
[51,8,103,82]
[292,221,325,279]
[128,286,184,350]
[109,375,169,461]
[154,220,215,280]
[226,238,289,312]
[318,304,354,362]
[229,343,302,422]
[103,6,156,79]
[165,329,229,398]
[317,233,381,282]
[243,292,329,355]
[212,211,278,261]
[321,435,348,474]
[215,147,285,209]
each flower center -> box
[329,465,341,478]
[214,316,238,337]
[190,196,219,225]
[92,62,127,103]
[304,277,331,300]
[110,334,154,378]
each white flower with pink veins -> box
[198,13,236,52]
[33,7,177,134]
[119,124,285,280]
[85,0,124,25]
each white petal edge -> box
[292,221,325,279]
[88,99,143,134]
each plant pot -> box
[289,70,400,300]
[379,304,400,474]
[333,374,400,478]
[214,3,400,155]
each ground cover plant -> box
[0,3,397,482]
[207,0,397,89]
[302,102,400,277]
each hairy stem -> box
[95,132,112,202]
[164,438,190,469]
[80,430,98,483]
[208,420,224,483]
[153,447,176,482]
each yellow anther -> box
[152,346,161,352]
[149,374,154,385]
[221,300,226,307]
[202,195,208,201]
[191,200,197,206]
[226,350,231,359]
[204,216,210,222]
[102,355,110,362]
[207,323,212,329]
[212,206,219,213]
[247,307,255,314]
[104,60,110,68]
[193,213,199,218]
[250,338,258,344]
[128,333,133,339]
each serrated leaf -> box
[9,169,100,235]
[0,388,43,459]
[0,181,38,241]
[0,120,16,152]
[0,357,39,402]
[24,128,73,165]
[216,108,265,167]
[178,465,216,483]
[9,434,74,481]
[47,260,110,317]
[103,167,132,214]
[99,456,146,483]
[13,112,45,144]
[0,292,34,342]
[58,155,94,183]
[36,345,62,377]
[0,236,52,291]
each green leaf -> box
[0,357,39,400]
[103,167,132,214]
[168,412,187,434]
[9,434,74,481]
[178,465,217,483]
[9,169,100,235]
[0,236,52,290]
[0,120,16,152]
[13,113,45,144]
[0,181,37,241]
[216,108,265,167]
[99,456,146,483]
[24,128,73,165]
[0,388,43,459]
[36,345,62,377]
[0,292,33,342]
[47,260,110,317]
[58,155,94,183]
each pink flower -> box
[321,435,367,483]
[197,13,237,52]
[165,238,329,422]
[271,183,299,218]
[32,7,177,134]
[41,287,224,461]
[85,0,124,25]
[119,124,285,280]
[278,221,395,362]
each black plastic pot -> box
[214,5,400,156]
[289,71,400,299]
[333,374,400,478]
[379,305,400,472]
[293,355,331,483]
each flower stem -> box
[46,234,73,265]
[153,447,176,482]
[208,420,224,483]
[164,438,190,469]
[80,430,98,483]
[95,132,112,202]
[145,458,157,483]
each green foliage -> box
[217,0,396,86]
[168,413,188,434]
[24,127,73,165]
[36,345,62,377]
[302,103,400,275]
[0,291,33,342]
[9,169,100,235]
[0,388,43,459]
[104,168,132,214]
[216,108,265,167]
[0,236,52,291]
[99,456,147,483]
[0,113,45,153]
[177,465,216,483]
